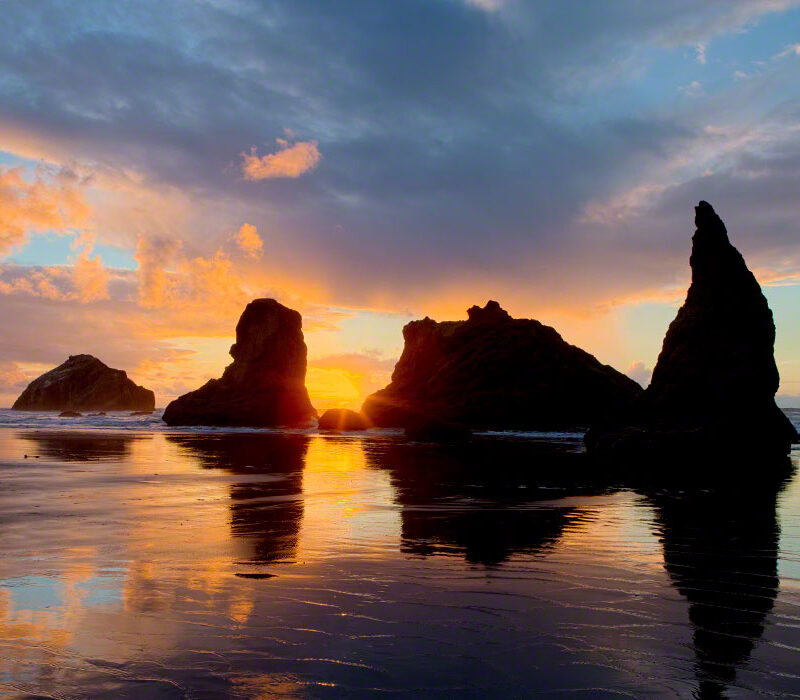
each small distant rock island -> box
[361,300,642,430]
[162,298,317,427]
[12,355,155,412]
[586,201,799,461]
[318,408,370,431]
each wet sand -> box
[0,427,799,698]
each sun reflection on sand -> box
[0,431,260,673]
[296,436,401,562]
[0,432,404,674]
[0,430,796,696]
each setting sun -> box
[0,1,799,697]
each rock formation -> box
[586,201,798,461]
[318,408,370,431]
[12,355,155,412]
[162,299,317,427]
[362,300,641,430]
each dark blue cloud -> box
[0,0,798,309]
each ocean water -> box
[0,409,798,698]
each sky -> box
[0,0,799,409]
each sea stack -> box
[318,408,370,431]
[12,355,155,412]
[362,300,641,430]
[162,299,317,427]
[586,201,798,462]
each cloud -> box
[0,165,90,257]
[0,291,162,384]
[695,43,707,64]
[626,361,653,388]
[0,261,118,304]
[0,0,799,402]
[0,257,379,407]
[173,251,250,319]
[241,139,321,180]
[133,233,253,333]
[234,223,263,258]
[650,1,800,46]
[71,250,110,302]
[0,260,243,405]
[68,230,110,302]
[679,80,706,98]
[134,235,182,308]
[464,0,504,11]
[776,42,800,58]
[0,361,28,393]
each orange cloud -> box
[234,222,263,258]
[0,165,90,257]
[69,231,110,302]
[241,139,321,180]
[0,265,73,301]
[133,234,253,337]
[134,235,182,308]
[176,251,250,317]
[0,361,27,393]
[72,251,110,302]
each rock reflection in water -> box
[646,462,792,698]
[0,427,798,697]
[366,438,597,566]
[17,430,145,462]
[167,433,308,565]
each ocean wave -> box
[1,408,796,441]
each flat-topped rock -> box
[362,301,641,430]
[586,201,798,462]
[12,355,155,412]
[162,299,317,427]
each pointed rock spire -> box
[587,202,797,463]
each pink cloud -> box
[134,235,182,308]
[241,138,321,180]
[72,250,110,302]
[0,165,90,257]
[626,361,653,388]
[234,222,263,258]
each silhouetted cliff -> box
[362,300,641,430]
[163,299,316,427]
[586,201,798,461]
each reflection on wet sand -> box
[645,461,792,699]
[366,439,598,565]
[166,434,309,565]
[0,429,797,697]
[399,502,578,565]
[17,430,146,462]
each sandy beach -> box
[0,415,798,697]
